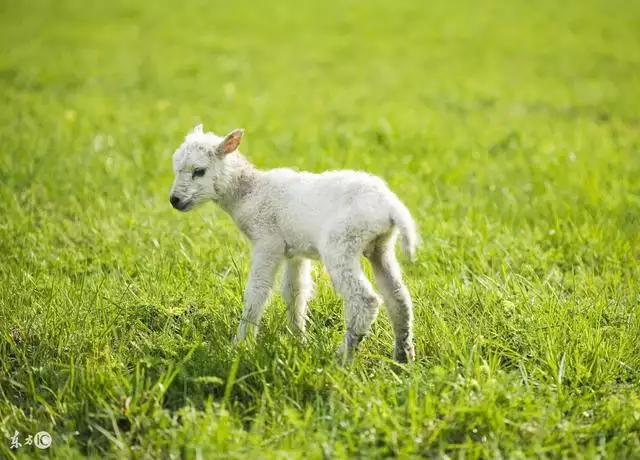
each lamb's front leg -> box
[235,248,283,343]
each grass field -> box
[1,0,640,457]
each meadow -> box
[1,0,639,457]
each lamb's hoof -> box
[286,326,308,343]
[336,350,354,366]
[394,341,415,364]
[336,331,365,365]
[336,343,350,366]
[233,334,249,347]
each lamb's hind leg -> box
[367,232,415,363]
[281,258,313,335]
[322,246,382,363]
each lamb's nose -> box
[170,195,181,208]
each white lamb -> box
[169,125,419,363]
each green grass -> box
[1,0,639,457]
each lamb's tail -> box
[389,197,420,262]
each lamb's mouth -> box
[175,200,194,212]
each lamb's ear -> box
[217,129,244,156]
[189,124,203,136]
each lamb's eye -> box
[192,168,206,179]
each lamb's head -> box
[169,124,244,212]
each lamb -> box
[169,124,419,363]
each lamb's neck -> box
[215,153,259,214]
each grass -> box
[1,0,639,457]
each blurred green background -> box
[1,0,639,457]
